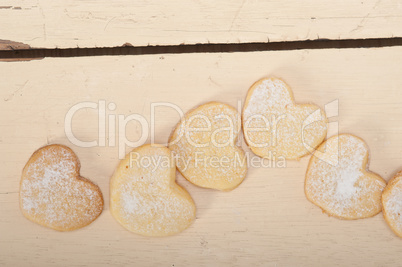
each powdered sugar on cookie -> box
[242,77,327,160]
[243,78,293,119]
[110,144,196,236]
[384,187,402,227]
[117,183,194,234]
[20,145,103,231]
[169,102,247,191]
[305,134,386,219]
[382,173,402,237]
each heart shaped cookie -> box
[382,171,402,237]
[242,77,327,160]
[20,144,104,231]
[168,102,247,191]
[305,134,386,219]
[110,144,196,236]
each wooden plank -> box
[1,47,402,266]
[1,0,402,49]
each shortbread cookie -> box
[20,144,104,231]
[168,102,247,191]
[242,77,327,160]
[382,171,402,237]
[110,144,196,236]
[305,134,386,219]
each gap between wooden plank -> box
[1,37,402,61]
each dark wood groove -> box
[1,37,402,60]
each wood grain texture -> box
[1,47,402,266]
[1,0,402,49]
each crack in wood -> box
[1,37,402,60]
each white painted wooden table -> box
[0,0,402,48]
[1,48,402,266]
